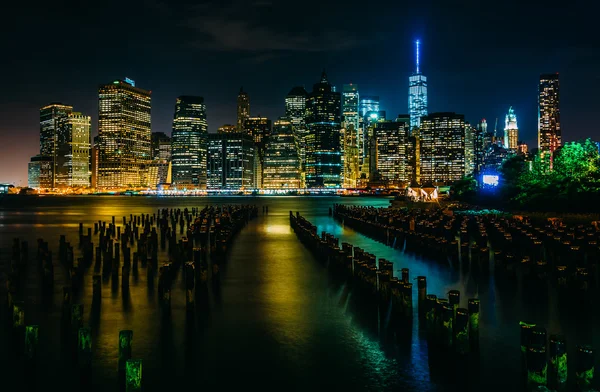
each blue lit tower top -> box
[408,39,428,130]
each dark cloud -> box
[180,0,371,53]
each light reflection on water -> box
[0,196,597,391]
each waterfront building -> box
[342,124,360,188]
[218,124,237,134]
[373,119,410,187]
[474,119,492,175]
[419,112,466,185]
[342,84,360,132]
[237,87,250,132]
[408,40,428,130]
[538,73,561,165]
[151,132,171,160]
[40,103,73,187]
[305,71,342,188]
[207,133,255,190]
[171,96,208,189]
[98,79,151,188]
[28,155,53,189]
[244,117,272,146]
[55,113,91,187]
[263,118,301,189]
[504,106,519,151]
[91,136,99,188]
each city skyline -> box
[1,0,597,185]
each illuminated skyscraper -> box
[504,106,519,151]
[55,113,91,187]
[420,113,466,185]
[171,96,208,188]
[28,155,53,189]
[98,79,151,188]
[244,117,272,146]
[40,103,73,187]
[465,123,475,176]
[207,133,255,190]
[373,120,410,186]
[263,118,301,189]
[150,132,171,186]
[342,84,360,131]
[538,74,561,162]
[408,40,428,130]
[285,87,308,178]
[237,87,250,132]
[474,119,490,175]
[305,71,342,188]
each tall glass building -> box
[305,71,342,188]
[342,84,360,131]
[98,79,151,188]
[419,112,466,185]
[207,133,255,190]
[237,87,250,132]
[263,118,301,189]
[285,86,308,175]
[504,106,519,151]
[408,40,428,130]
[538,73,561,163]
[40,103,73,187]
[359,96,379,117]
[171,96,208,189]
[55,113,91,187]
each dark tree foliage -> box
[452,139,600,212]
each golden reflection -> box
[262,224,291,235]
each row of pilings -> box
[5,204,258,391]
[519,321,596,391]
[333,204,600,290]
[289,211,481,377]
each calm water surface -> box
[0,196,598,391]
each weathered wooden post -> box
[78,327,92,369]
[417,276,427,318]
[24,325,39,362]
[118,330,133,373]
[575,345,594,391]
[548,334,567,391]
[126,359,142,392]
[454,308,469,355]
[468,298,480,348]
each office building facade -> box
[98,79,151,188]
[55,113,91,187]
[285,86,308,173]
[207,133,255,190]
[40,103,73,187]
[171,96,208,188]
[263,118,301,189]
[373,120,410,186]
[538,73,561,163]
[305,72,342,188]
[419,112,466,185]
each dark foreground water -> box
[0,196,599,391]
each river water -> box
[0,196,598,391]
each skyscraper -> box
[538,73,561,163]
[244,117,272,146]
[305,71,342,188]
[40,103,73,187]
[207,133,255,190]
[420,113,466,185]
[373,120,410,186]
[237,87,250,132]
[465,123,475,177]
[504,106,519,151]
[359,96,379,117]
[408,40,428,130]
[263,118,301,189]
[342,84,360,131]
[55,113,91,187]
[150,132,171,186]
[285,86,308,177]
[171,96,208,188]
[98,79,151,188]
[474,119,492,175]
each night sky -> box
[0,0,597,186]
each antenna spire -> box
[415,40,420,74]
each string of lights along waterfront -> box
[24,41,562,194]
